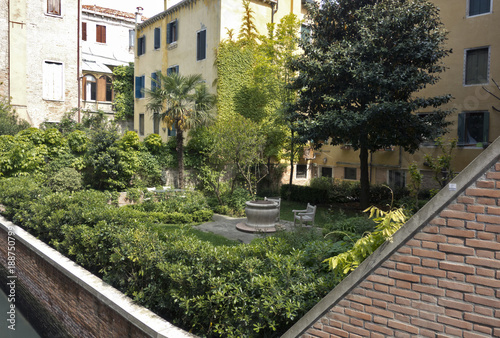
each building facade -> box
[133,0,307,139]
[294,0,500,190]
[81,5,138,118]
[1,0,80,127]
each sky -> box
[81,0,166,18]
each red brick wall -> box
[300,161,500,337]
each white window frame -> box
[463,46,490,86]
[46,0,62,17]
[467,0,492,17]
[43,61,64,101]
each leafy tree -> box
[424,136,457,189]
[146,73,216,189]
[0,96,30,136]
[288,0,452,208]
[112,63,135,120]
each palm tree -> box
[146,72,216,189]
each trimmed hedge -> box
[0,176,335,337]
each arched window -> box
[84,74,96,101]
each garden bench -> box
[264,197,281,222]
[293,203,317,227]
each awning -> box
[82,59,113,74]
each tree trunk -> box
[176,126,184,189]
[288,130,295,201]
[359,145,370,209]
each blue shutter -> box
[135,76,141,98]
[154,28,161,49]
[151,72,157,90]
[197,30,206,60]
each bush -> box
[46,167,83,193]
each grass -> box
[279,200,364,228]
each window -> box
[167,65,179,75]
[151,72,160,90]
[197,29,206,61]
[129,30,135,48]
[153,113,160,134]
[344,167,357,180]
[43,61,64,100]
[468,0,491,16]
[96,25,106,43]
[83,74,96,101]
[168,123,176,137]
[388,170,406,189]
[301,24,311,43]
[139,114,145,136]
[417,113,440,145]
[296,164,307,179]
[167,20,178,44]
[154,27,161,49]
[82,22,87,41]
[465,47,489,85]
[137,36,146,56]
[96,76,112,102]
[47,0,61,15]
[458,111,489,146]
[321,167,333,178]
[135,76,145,98]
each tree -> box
[146,73,216,189]
[288,0,452,208]
[112,63,135,121]
[0,96,30,136]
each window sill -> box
[45,13,62,18]
[466,12,491,18]
[43,98,64,102]
[167,42,178,50]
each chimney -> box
[135,7,143,24]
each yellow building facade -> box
[133,0,306,139]
[294,0,500,189]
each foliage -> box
[288,0,452,208]
[46,167,83,193]
[424,136,457,189]
[112,63,135,120]
[0,96,30,136]
[146,73,216,189]
[0,176,335,337]
[408,162,423,210]
[324,206,408,279]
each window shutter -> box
[483,111,489,143]
[174,20,178,41]
[82,76,87,100]
[175,65,179,74]
[82,22,87,41]
[197,30,206,61]
[167,23,171,44]
[135,76,141,98]
[97,76,106,101]
[457,113,465,145]
[154,28,161,49]
[151,72,157,90]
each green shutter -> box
[483,111,489,143]
[457,113,465,145]
[167,23,171,44]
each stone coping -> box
[0,217,196,338]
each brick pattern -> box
[304,161,500,338]
[0,231,149,337]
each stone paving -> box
[193,214,295,244]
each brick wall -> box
[0,219,195,338]
[283,138,500,337]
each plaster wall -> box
[0,0,9,97]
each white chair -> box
[264,197,281,222]
[293,203,317,227]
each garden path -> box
[194,214,295,244]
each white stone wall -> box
[82,12,135,65]
[0,0,8,97]
[23,0,79,126]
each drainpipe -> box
[271,0,278,24]
[77,0,81,122]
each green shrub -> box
[46,167,83,193]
